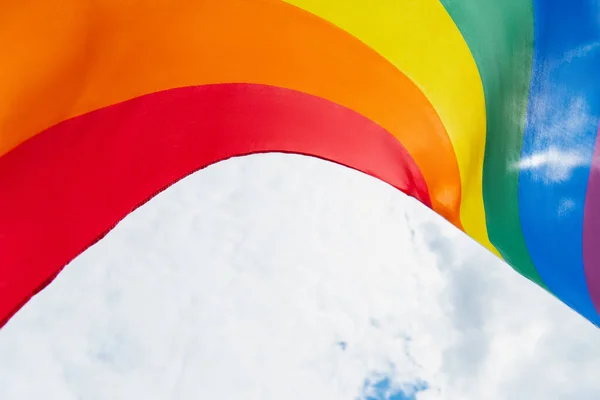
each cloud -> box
[553,41,600,67]
[516,147,588,182]
[1,154,599,400]
[512,95,596,183]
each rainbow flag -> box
[1,0,600,328]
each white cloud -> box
[554,41,600,67]
[1,154,599,400]
[513,95,596,183]
[516,147,588,183]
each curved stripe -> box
[584,126,600,313]
[0,0,461,225]
[438,1,545,285]
[519,0,600,325]
[0,84,430,328]
[283,0,493,254]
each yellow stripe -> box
[283,0,500,256]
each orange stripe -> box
[0,0,461,225]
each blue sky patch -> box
[362,376,429,400]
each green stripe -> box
[439,0,546,288]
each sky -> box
[1,153,600,400]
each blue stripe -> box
[519,0,600,324]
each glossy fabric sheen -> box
[439,0,543,286]
[0,0,600,328]
[0,0,459,224]
[0,84,429,327]
[519,0,600,325]
[585,127,600,311]
[283,0,493,256]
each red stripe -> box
[0,83,430,328]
